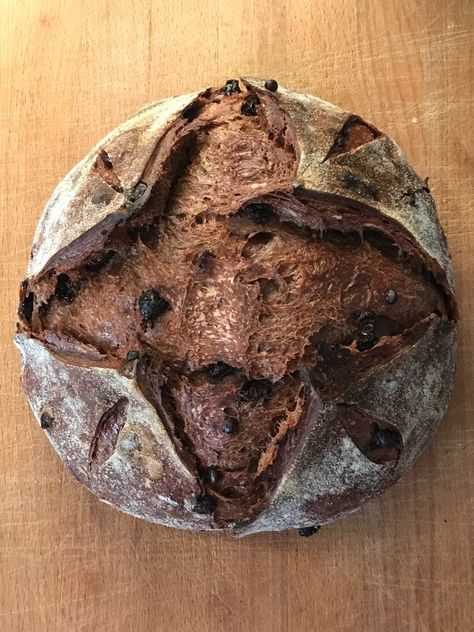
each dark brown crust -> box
[16,80,456,534]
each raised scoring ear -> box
[238,318,456,536]
[28,90,202,279]
[15,333,206,529]
[242,77,454,294]
[17,80,457,534]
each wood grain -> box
[1,1,473,630]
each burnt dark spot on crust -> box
[341,172,379,200]
[40,412,54,429]
[89,397,129,468]
[298,525,321,537]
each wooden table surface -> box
[1,1,473,631]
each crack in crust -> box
[89,397,129,469]
[16,82,455,531]
[323,116,381,162]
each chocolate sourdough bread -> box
[16,78,456,535]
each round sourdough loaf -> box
[16,78,456,535]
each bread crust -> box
[16,80,456,534]
[28,90,201,280]
[243,77,454,294]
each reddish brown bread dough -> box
[16,79,456,534]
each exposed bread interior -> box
[18,86,451,526]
